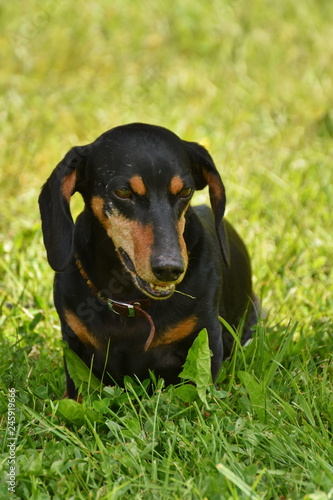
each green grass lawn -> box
[1,0,332,498]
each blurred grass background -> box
[1,0,332,324]
[0,1,333,498]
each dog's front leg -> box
[207,320,224,382]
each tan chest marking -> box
[64,309,100,349]
[152,315,198,347]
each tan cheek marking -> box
[91,195,154,278]
[177,202,191,270]
[105,212,154,279]
[130,175,147,196]
[178,219,188,269]
[61,171,77,201]
[64,309,100,349]
[153,316,198,347]
[112,217,154,278]
[132,222,154,277]
[91,196,112,235]
[169,175,184,195]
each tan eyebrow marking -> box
[169,175,184,195]
[129,175,147,196]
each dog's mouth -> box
[135,276,175,299]
[118,248,175,299]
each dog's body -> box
[39,123,257,399]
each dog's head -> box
[39,123,229,299]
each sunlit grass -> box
[0,0,332,498]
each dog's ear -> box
[184,140,230,267]
[38,145,90,272]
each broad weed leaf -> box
[63,342,101,392]
[179,329,212,406]
[55,398,100,425]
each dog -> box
[39,123,258,399]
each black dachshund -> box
[39,123,257,399]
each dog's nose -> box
[151,258,184,282]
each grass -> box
[0,0,333,498]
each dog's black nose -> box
[151,258,184,282]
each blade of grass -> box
[216,463,261,499]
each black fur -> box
[39,123,257,399]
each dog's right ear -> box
[183,140,230,267]
[38,146,89,272]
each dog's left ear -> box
[184,140,230,267]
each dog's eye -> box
[114,188,133,199]
[179,187,193,199]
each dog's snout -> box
[151,257,185,282]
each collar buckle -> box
[106,298,136,317]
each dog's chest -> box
[103,338,189,384]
